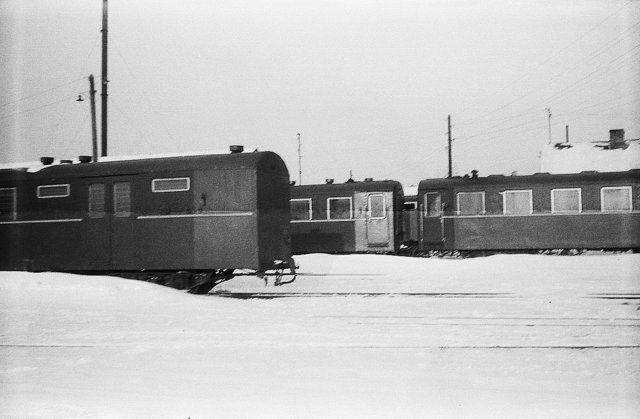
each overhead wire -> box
[0,78,85,108]
[457,0,636,123]
[0,96,78,120]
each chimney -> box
[325,179,334,184]
[609,129,626,150]
[78,155,93,163]
[229,145,244,154]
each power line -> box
[458,3,637,122]
[0,96,77,120]
[0,78,85,108]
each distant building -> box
[540,129,640,174]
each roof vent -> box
[609,129,627,150]
[364,177,373,182]
[60,159,73,164]
[78,155,92,163]
[325,179,334,184]
[40,157,54,165]
[230,145,244,154]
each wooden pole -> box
[447,115,452,178]
[89,75,98,162]
[101,0,108,157]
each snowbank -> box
[1,254,639,418]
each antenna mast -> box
[447,115,453,178]
[297,133,302,185]
[545,108,551,144]
[101,0,108,156]
[89,75,98,162]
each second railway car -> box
[290,179,404,254]
[417,169,640,253]
[0,148,294,292]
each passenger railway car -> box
[0,149,294,291]
[417,170,640,252]
[290,179,404,254]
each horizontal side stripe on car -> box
[0,218,83,224]
[291,219,355,223]
[136,212,255,219]
[440,211,640,219]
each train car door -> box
[365,193,390,248]
[422,191,446,248]
[108,177,138,270]
[81,180,111,270]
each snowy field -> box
[1,253,639,419]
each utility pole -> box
[89,75,98,162]
[101,0,108,157]
[447,114,453,178]
[545,108,552,144]
[297,133,302,185]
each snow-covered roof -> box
[540,141,640,174]
[0,147,259,173]
[403,185,418,197]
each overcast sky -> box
[1,0,638,186]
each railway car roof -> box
[418,169,640,190]
[0,151,286,181]
[292,180,403,195]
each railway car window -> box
[113,182,132,217]
[327,197,352,220]
[290,198,312,221]
[368,194,386,219]
[403,201,417,211]
[88,183,106,218]
[152,177,190,192]
[0,188,17,221]
[503,190,533,215]
[551,188,581,213]
[37,184,70,198]
[457,192,485,215]
[424,192,442,217]
[601,186,632,211]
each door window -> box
[113,182,132,217]
[368,194,386,219]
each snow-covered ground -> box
[1,253,639,419]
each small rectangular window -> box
[290,198,312,221]
[424,192,442,217]
[403,201,417,211]
[457,192,485,215]
[368,194,386,219]
[503,190,533,215]
[601,186,632,211]
[37,184,70,198]
[88,183,106,218]
[152,177,190,192]
[114,182,131,217]
[327,197,352,220]
[0,188,17,221]
[551,188,581,213]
